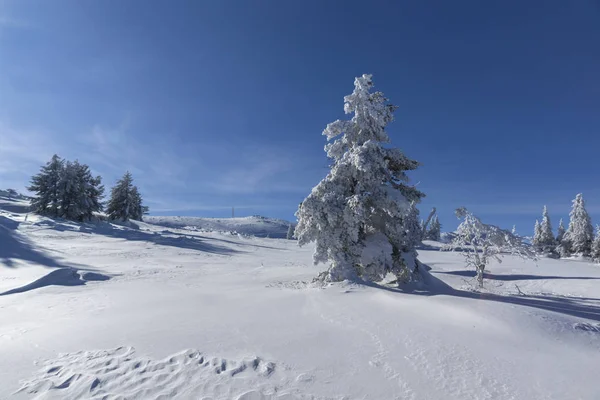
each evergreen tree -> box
[538,206,556,252]
[28,154,64,216]
[592,225,600,262]
[426,215,441,241]
[404,202,422,250]
[563,193,594,256]
[295,74,424,283]
[532,220,542,250]
[286,224,294,240]
[106,172,145,221]
[29,156,104,221]
[556,218,566,244]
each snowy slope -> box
[0,195,31,214]
[1,209,599,400]
[144,215,293,238]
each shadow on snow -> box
[0,216,83,269]
[361,267,600,323]
[30,218,244,255]
[434,269,600,281]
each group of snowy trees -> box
[532,194,600,260]
[28,155,147,222]
[294,74,425,283]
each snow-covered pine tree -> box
[130,186,144,221]
[28,154,65,217]
[556,218,566,243]
[286,224,294,240]
[563,193,594,256]
[404,202,422,250]
[106,172,145,221]
[538,206,556,253]
[426,215,441,241]
[448,207,536,288]
[591,225,600,262]
[532,220,542,250]
[295,74,424,283]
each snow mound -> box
[144,216,292,238]
[17,347,323,400]
[0,268,110,296]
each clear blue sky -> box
[1,0,599,234]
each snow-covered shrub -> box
[295,74,424,283]
[447,207,536,288]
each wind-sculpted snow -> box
[0,268,110,296]
[17,347,329,400]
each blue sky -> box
[1,0,599,233]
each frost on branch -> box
[446,207,536,288]
[294,74,424,284]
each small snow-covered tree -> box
[426,215,441,241]
[534,206,556,254]
[286,224,294,240]
[420,207,436,240]
[295,74,424,283]
[106,172,145,222]
[532,220,542,250]
[591,225,600,262]
[563,193,593,256]
[447,207,536,288]
[556,218,566,243]
[28,154,65,216]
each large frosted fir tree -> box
[106,172,146,222]
[295,74,424,283]
[563,193,593,256]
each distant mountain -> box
[144,215,293,238]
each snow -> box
[1,207,600,399]
[144,215,292,238]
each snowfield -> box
[144,215,292,239]
[1,209,599,399]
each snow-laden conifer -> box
[591,225,600,262]
[532,220,542,250]
[28,154,64,216]
[295,74,424,283]
[286,224,294,240]
[107,172,145,222]
[539,206,555,249]
[563,193,593,256]
[29,156,103,221]
[426,215,441,241]
[556,218,566,244]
